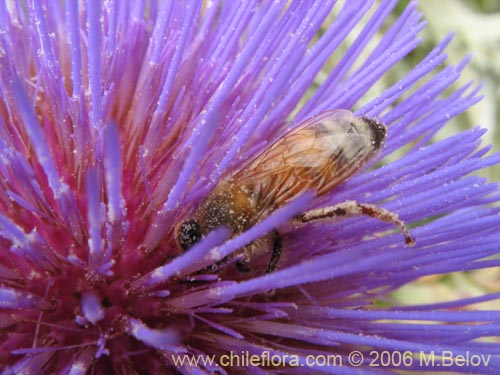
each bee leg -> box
[234,230,282,273]
[266,229,282,273]
[296,200,415,246]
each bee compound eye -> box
[177,220,203,251]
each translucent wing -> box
[229,110,386,212]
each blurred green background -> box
[317,0,500,180]
[390,0,500,311]
[398,0,500,179]
[317,0,500,311]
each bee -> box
[176,110,414,274]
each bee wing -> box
[231,110,386,209]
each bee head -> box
[176,220,203,251]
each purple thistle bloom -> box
[1,0,499,374]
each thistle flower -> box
[1,1,499,374]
